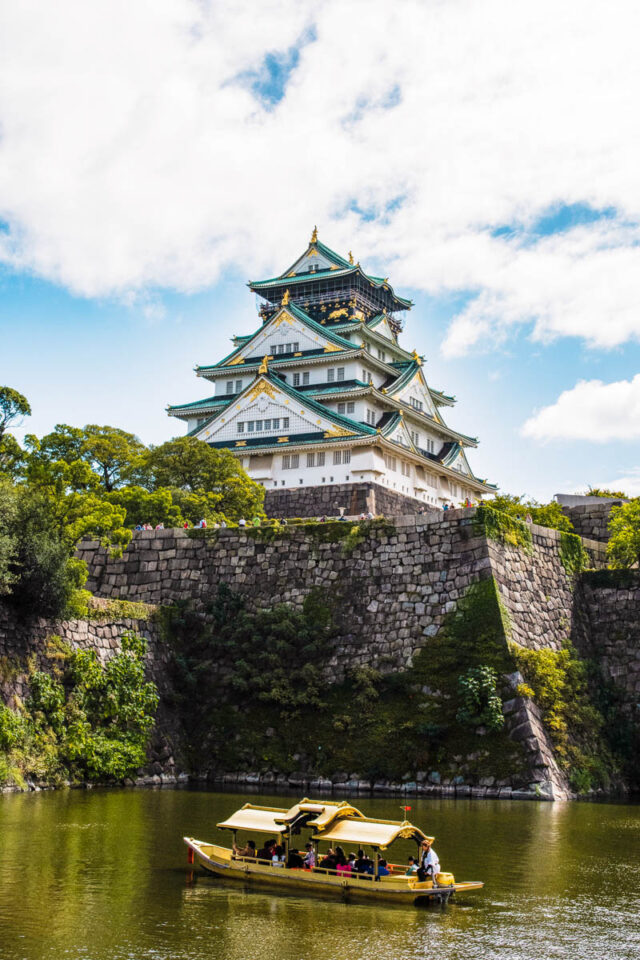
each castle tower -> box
[168,230,495,514]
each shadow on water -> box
[0,786,638,960]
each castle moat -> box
[0,787,638,960]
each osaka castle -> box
[168,229,495,511]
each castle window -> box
[277,344,285,354]
[291,454,299,468]
[235,380,242,393]
[282,417,290,429]
[347,401,355,413]
[293,373,301,386]
[293,342,299,352]
[237,422,245,434]
[247,421,255,432]
[366,408,376,425]
[303,372,309,385]
[333,451,342,465]
[264,419,271,430]
[270,344,277,354]
[402,461,411,477]
[317,452,325,466]
[255,420,262,431]
[337,367,345,381]
[327,369,335,382]
[410,397,423,411]
[384,454,396,471]
[307,453,315,467]
[283,455,291,469]
[272,419,280,430]
[226,381,234,395]
[362,368,368,382]
[343,450,351,464]
[338,402,345,414]
[377,348,386,361]
[285,343,293,353]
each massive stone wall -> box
[263,481,436,519]
[575,571,640,711]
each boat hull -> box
[184,838,483,906]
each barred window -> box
[226,381,234,395]
[333,451,342,465]
[337,367,345,381]
[303,372,309,385]
[237,422,245,434]
[327,369,335,382]
[292,342,299,352]
[306,453,315,467]
[255,420,263,431]
[235,380,242,393]
[291,454,299,468]
[347,401,355,413]
[293,373,301,386]
[282,455,291,469]
[283,417,290,429]
[338,402,345,414]
[247,421,255,432]
[272,418,280,430]
[343,450,351,464]
[317,452,325,466]
[270,344,277,354]
[264,419,271,431]
[285,343,292,353]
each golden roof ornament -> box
[412,349,423,366]
[258,355,269,375]
[282,289,290,306]
[311,225,318,243]
[348,251,354,265]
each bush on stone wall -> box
[0,632,158,787]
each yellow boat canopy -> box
[312,818,434,850]
[217,800,366,836]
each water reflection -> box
[0,788,638,960]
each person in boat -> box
[354,850,374,874]
[272,845,285,867]
[417,839,440,882]
[336,851,352,876]
[377,858,390,877]
[232,839,257,859]
[334,846,347,868]
[303,842,315,869]
[287,848,305,869]
[318,848,337,870]
[257,839,276,862]
[405,856,418,875]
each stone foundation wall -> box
[263,481,437,519]
[575,571,640,711]
[562,502,621,543]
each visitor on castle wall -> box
[279,517,288,525]
[252,515,261,526]
[366,510,374,520]
[183,520,190,529]
[135,523,143,531]
[155,522,164,530]
[220,519,227,528]
[238,517,246,527]
[319,515,327,523]
[525,513,533,524]
[443,503,449,511]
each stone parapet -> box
[263,481,439,519]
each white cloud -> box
[521,374,640,442]
[1,0,640,358]
[589,470,640,497]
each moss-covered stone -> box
[473,505,533,553]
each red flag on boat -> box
[402,805,411,811]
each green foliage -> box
[0,632,158,786]
[0,386,31,439]
[510,642,614,791]
[607,498,640,569]
[558,531,589,578]
[487,493,574,532]
[36,423,147,492]
[106,486,183,529]
[145,437,265,522]
[586,486,628,499]
[456,666,505,731]
[473,504,533,552]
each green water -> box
[0,788,638,960]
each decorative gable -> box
[193,376,359,446]
[394,368,439,418]
[224,307,349,366]
[386,416,418,451]
[369,313,397,342]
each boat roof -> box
[216,798,433,848]
[311,816,433,850]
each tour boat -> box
[183,798,483,905]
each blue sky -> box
[1,1,639,500]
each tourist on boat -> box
[334,846,347,867]
[318,848,336,870]
[405,856,418,875]
[417,839,440,882]
[257,840,276,861]
[377,858,390,877]
[272,845,285,867]
[287,848,305,869]
[303,843,315,868]
[354,850,374,874]
[336,852,352,876]
[232,839,257,859]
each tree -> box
[0,387,31,439]
[607,499,640,569]
[586,486,628,500]
[489,493,574,532]
[146,437,265,520]
[0,434,29,481]
[106,486,183,529]
[36,424,147,491]
[0,479,18,596]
